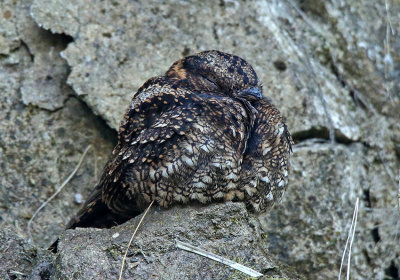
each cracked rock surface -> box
[54,202,300,280]
[0,0,399,279]
[0,0,115,249]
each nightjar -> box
[66,50,293,229]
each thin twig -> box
[346,197,359,280]
[119,199,155,280]
[383,0,395,100]
[384,0,394,34]
[287,0,320,33]
[27,145,92,244]
[9,271,27,276]
[338,197,360,280]
[176,240,263,278]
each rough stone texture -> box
[263,143,363,278]
[263,139,400,280]
[0,203,302,279]
[1,0,399,279]
[0,229,55,280]
[30,0,381,143]
[19,30,73,111]
[54,202,301,279]
[0,0,115,248]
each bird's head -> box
[166,50,263,101]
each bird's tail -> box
[48,183,139,252]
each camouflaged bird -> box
[66,50,293,229]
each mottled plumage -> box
[66,50,293,230]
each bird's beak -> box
[242,87,263,99]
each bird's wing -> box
[250,98,293,161]
[242,98,293,210]
[99,80,250,213]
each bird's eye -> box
[206,77,219,88]
[200,74,220,91]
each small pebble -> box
[112,233,120,239]
[74,193,83,204]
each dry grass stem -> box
[338,197,360,280]
[27,145,92,244]
[176,240,263,278]
[9,271,27,276]
[119,199,155,280]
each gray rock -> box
[0,1,20,54]
[0,0,115,248]
[19,30,73,111]
[0,228,55,280]
[0,203,303,279]
[262,141,400,279]
[14,1,73,111]
[31,0,374,144]
[54,202,301,280]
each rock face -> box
[54,202,299,279]
[0,203,301,279]
[0,0,399,279]
[0,0,116,248]
[0,229,55,280]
